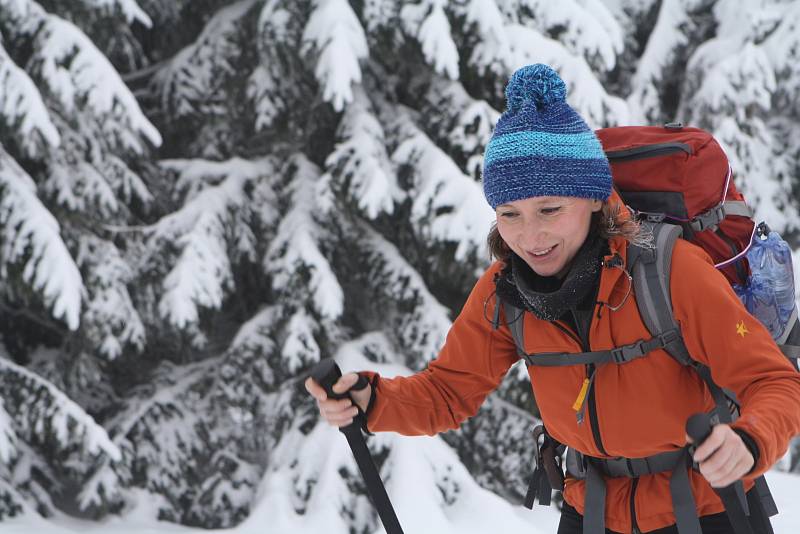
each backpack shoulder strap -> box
[504,300,528,360]
[629,222,738,423]
[628,221,694,366]
[491,291,528,359]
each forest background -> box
[1,0,799,532]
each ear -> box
[591,199,603,212]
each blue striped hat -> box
[482,64,612,209]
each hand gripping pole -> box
[310,360,405,534]
[686,413,755,534]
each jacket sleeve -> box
[363,262,519,436]
[670,239,800,477]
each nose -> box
[518,217,547,249]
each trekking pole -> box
[685,413,755,534]
[310,359,405,534]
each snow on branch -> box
[29,13,161,152]
[518,0,623,71]
[154,157,268,330]
[627,0,696,123]
[680,0,800,233]
[0,397,17,464]
[155,0,255,119]
[0,356,121,462]
[102,154,154,205]
[355,220,452,363]
[463,0,512,75]
[503,24,629,127]
[266,154,344,320]
[423,77,500,178]
[401,0,460,80]
[302,0,368,112]
[79,0,152,27]
[321,87,401,218]
[77,235,146,360]
[281,308,321,375]
[0,41,60,157]
[0,145,84,330]
[389,111,494,261]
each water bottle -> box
[734,223,797,340]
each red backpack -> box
[596,123,755,285]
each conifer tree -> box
[0,0,798,530]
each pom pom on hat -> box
[482,64,612,209]
[505,64,567,114]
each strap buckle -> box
[691,204,725,232]
[658,328,681,347]
[611,339,648,363]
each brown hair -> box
[487,201,648,261]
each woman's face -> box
[495,196,603,278]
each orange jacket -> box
[364,234,800,532]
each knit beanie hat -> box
[482,64,612,209]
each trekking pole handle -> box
[685,415,756,534]
[309,359,350,401]
[686,412,714,445]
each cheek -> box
[496,221,518,248]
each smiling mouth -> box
[529,245,556,257]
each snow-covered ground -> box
[3,470,798,534]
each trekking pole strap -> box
[341,425,405,534]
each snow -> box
[77,235,146,360]
[33,14,162,151]
[503,24,629,127]
[0,396,17,463]
[266,154,345,320]
[154,0,255,119]
[282,309,322,373]
[302,0,368,112]
[0,357,121,462]
[390,112,495,261]
[0,41,61,156]
[322,87,401,218]
[627,0,695,123]
[80,0,152,27]
[465,0,511,75]
[402,0,460,80]
[518,0,623,71]
[2,467,799,532]
[154,157,268,328]
[1,0,798,532]
[0,145,84,330]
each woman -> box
[305,64,800,534]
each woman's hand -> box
[305,373,372,428]
[686,424,755,488]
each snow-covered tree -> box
[1,0,799,531]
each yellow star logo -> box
[736,320,749,338]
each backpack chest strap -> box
[521,329,682,367]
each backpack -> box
[598,124,800,360]
[499,124,800,534]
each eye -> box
[498,211,519,219]
[540,206,561,215]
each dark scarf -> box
[495,233,606,322]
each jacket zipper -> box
[631,477,641,534]
[605,142,692,162]
[552,319,609,457]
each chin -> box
[524,259,563,278]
